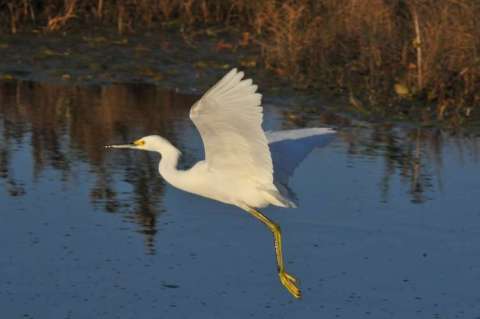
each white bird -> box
[105,69,336,298]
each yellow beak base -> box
[133,139,145,146]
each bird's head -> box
[105,135,175,153]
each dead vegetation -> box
[0,0,478,121]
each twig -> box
[411,3,423,90]
[46,0,77,32]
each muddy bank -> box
[0,30,247,88]
[0,29,359,124]
[0,29,479,128]
[0,29,348,113]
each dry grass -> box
[0,0,478,120]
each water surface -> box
[1,81,480,318]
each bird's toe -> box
[279,271,301,299]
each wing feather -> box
[266,128,336,203]
[189,69,273,185]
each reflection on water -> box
[345,126,440,204]
[353,125,479,203]
[0,81,479,252]
[0,81,196,254]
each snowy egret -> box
[105,69,336,298]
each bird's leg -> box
[245,207,301,299]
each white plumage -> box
[188,68,291,208]
[190,69,272,185]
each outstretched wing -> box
[189,69,273,185]
[266,128,336,203]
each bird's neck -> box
[158,143,182,178]
[156,141,194,193]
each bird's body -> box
[167,159,275,208]
[106,69,336,299]
[173,161,275,208]
[156,143,274,208]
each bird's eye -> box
[133,139,145,146]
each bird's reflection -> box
[281,106,479,204]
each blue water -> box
[1,81,480,318]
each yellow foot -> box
[279,271,301,299]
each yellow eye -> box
[133,139,145,146]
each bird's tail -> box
[262,189,297,208]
